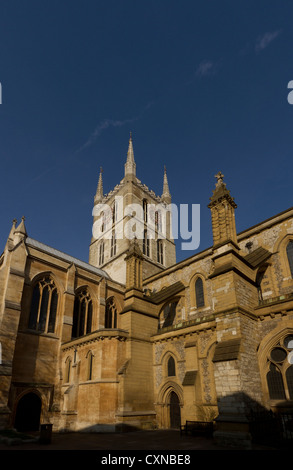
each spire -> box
[15,216,27,236]
[13,216,27,244]
[124,132,136,178]
[8,219,17,241]
[161,165,171,203]
[94,167,103,203]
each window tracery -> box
[105,297,117,328]
[28,276,58,333]
[266,335,293,401]
[72,290,93,338]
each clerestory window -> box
[195,277,205,308]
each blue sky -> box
[0,0,293,264]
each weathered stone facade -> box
[0,137,293,448]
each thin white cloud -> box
[76,101,155,153]
[255,30,281,53]
[195,60,217,78]
[76,117,138,153]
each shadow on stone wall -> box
[215,391,293,449]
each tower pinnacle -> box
[124,133,136,178]
[94,167,104,203]
[161,165,171,203]
[208,172,238,249]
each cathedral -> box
[0,135,293,448]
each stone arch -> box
[14,390,42,432]
[158,381,184,405]
[158,297,181,329]
[159,350,179,377]
[29,270,64,296]
[157,381,183,429]
[274,234,293,281]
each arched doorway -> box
[169,391,181,429]
[14,392,42,432]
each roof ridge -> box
[26,237,110,278]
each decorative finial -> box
[215,171,224,185]
[129,131,132,140]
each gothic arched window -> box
[87,351,94,381]
[167,356,176,376]
[143,229,150,257]
[105,297,117,329]
[65,357,71,383]
[72,290,93,338]
[143,199,148,223]
[266,335,293,401]
[99,241,104,266]
[111,231,117,257]
[28,276,58,333]
[195,277,205,308]
[286,241,293,277]
[157,239,163,264]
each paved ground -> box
[0,429,276,451]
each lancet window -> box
[72,290,93,338]
[143,229,150,257]
[195,277,205,308]
[167,356,176,377]
[105,297,117,329]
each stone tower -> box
[89,135,176,284]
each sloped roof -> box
[26,237,110,278]
[149,281,185,304]
[244,246,272,268]
[212,338,241,362]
